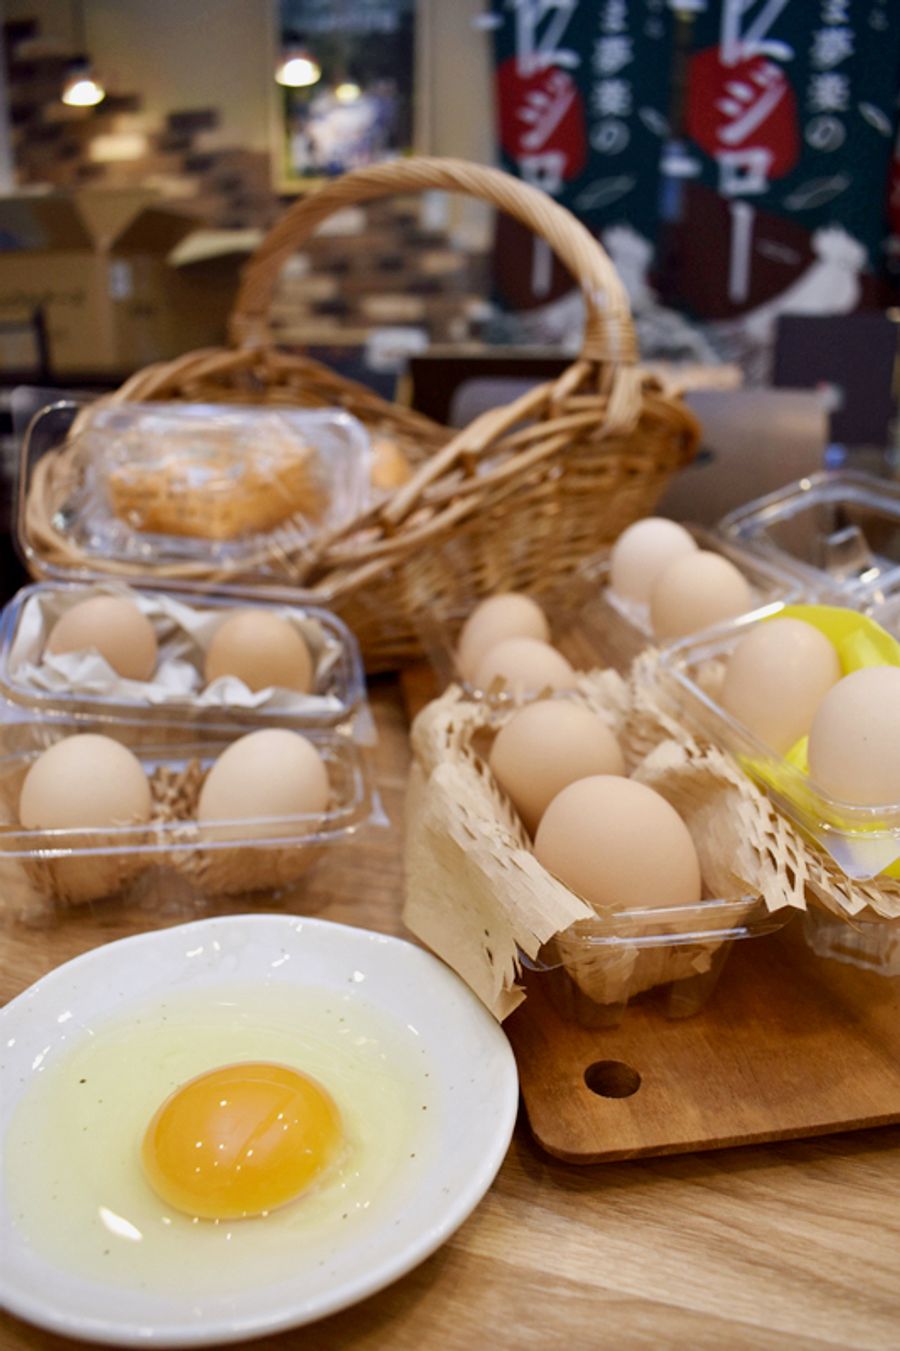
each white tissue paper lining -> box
[7,584,348,714]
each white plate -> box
[0,915,518,1347]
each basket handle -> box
[229,156,637,366]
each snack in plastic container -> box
[0,582,369,737]
[19,399,374,578]
[719,470,900,603]
[0,716,383,927]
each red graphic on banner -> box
[686,46,800,181]
[496,57,587,188]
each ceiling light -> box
[275,49,322,88]
[334,81,362,103]
[61,64,106,107]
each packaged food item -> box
[0,716,382,928]
[0,583,369,737]
[414,527,799,694]
[658,603,900,880]
[404,674,792,1026]
[21,400,374,577]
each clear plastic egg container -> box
[719,470,900,606]
[802,906,900,976]
[521,895,789,1029]
[575,527,803,674]
[413,527,802,696]
[657,603,900,879]
[0,715,384,931]
[0,581,371,740]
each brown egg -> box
[534,776,702,911]
[45,596,158,681]
[473,637,575,697]
[489,700,624,835]
[807,665,900,805]
[456,594,550,682]
[650,551,753,641]
[18,734,152,902]
[19,734,152,830]
[720,617,842,754]
[197,729,330,841]
[204,610,314,694]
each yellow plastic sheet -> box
[753,605,900,877]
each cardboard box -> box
[0,189,240,376]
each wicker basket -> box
[23,157,700,672]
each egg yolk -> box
[141,1062,343,1220]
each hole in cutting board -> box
[584,1060,641,1099]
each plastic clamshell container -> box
[0,715,383,929]
[568,528,802,674]
[803,906,900,976]
[0,581,368,737]
[719,470,900,605]
[658,602,900,879]
[16,396,372,589]
[415,526,802,695]
[521,895,788,1029]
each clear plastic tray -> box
[17,396,373,584]
[522,895,789,1028]
[414,527,801,694]
[0,581,369,738]
[0,715,384,929]
[803,906,900,976]
[719,470,900,604]
[658,603,900,879]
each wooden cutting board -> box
[401,663,900,1165]
[506,922,900,1163]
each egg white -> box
[4,983,432,1297]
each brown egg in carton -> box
[10,757,329,910]
[404,668,810,1025]
[0,718,380,927]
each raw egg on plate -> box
[142,1062,344,1220]
[4,982,430,1297]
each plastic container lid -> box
[719,470,900,604]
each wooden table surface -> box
[2,679,899,1351]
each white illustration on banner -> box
[805,116,846,151]
[517,68,577,149]
[720,0,794,67]
[510,0,580,76]
[590,119,630,154]
[718,147,774,195]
